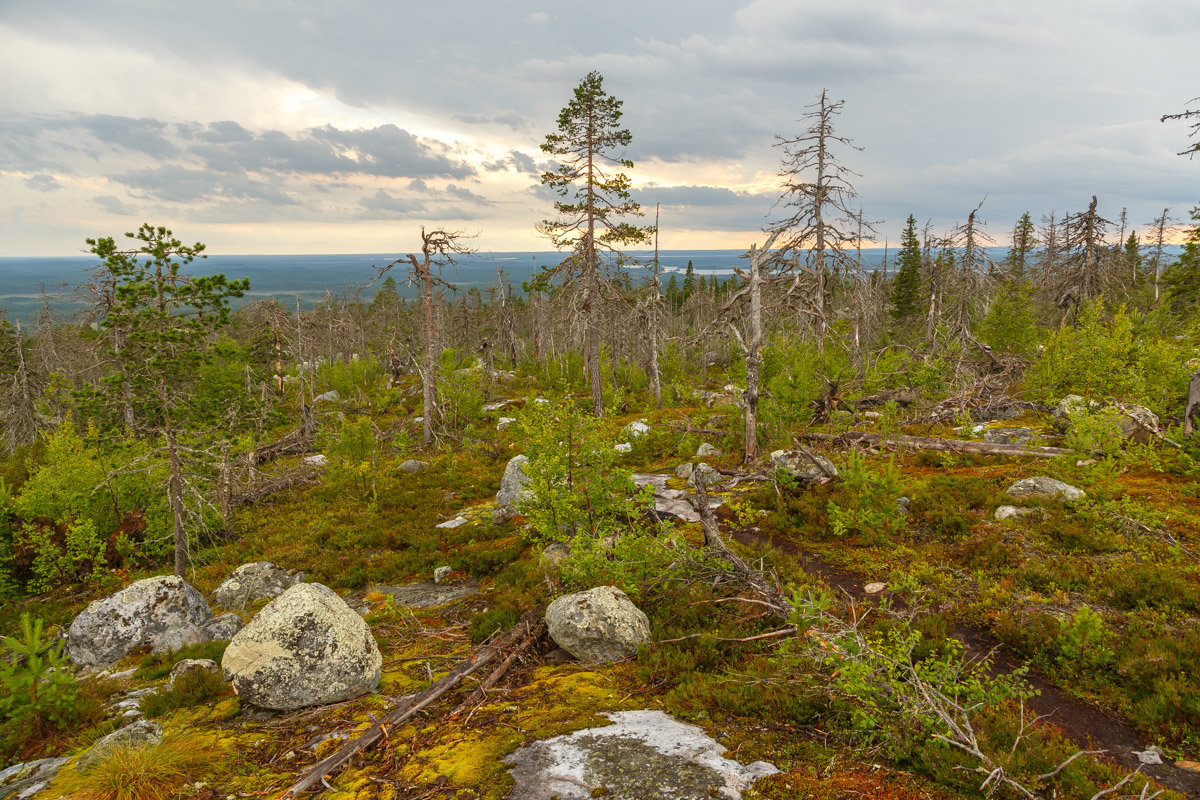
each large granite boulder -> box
[494,455,534,522]
[213,561,302,610]
[769,448,838,483]
[1005,477,1085,502]
[545,586,650,663]
[221,583,381,710]
[68,576,214,667]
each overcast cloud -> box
[0,0,1196,255]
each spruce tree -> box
[890,215,923,321]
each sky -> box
[1,0,1197,257]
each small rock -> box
[864,582,887,594]
[399,459,429,474]
[624,420,651,438]
[77,720,163,773]
[544,586,650,663]
[541,543,571,569]
[1076,458,1098,467]
[302,454,328,468]
[1005,477,1085,502]
[983,427,1037,445]
[313,390,340,403]
[614,442,632,454]
[496,455,533,511]
[1135,746,1164,765]
[994,505,1039,521]
[534,397,550,404]
[498,416,516,430]
[436,516,469,529]
[862,410,882,419]
[168,658,222,688]
[214,562,302,610]
[695,442,720,457]
[433,566,452,584]
[203,613,243,642]
[674,463,694,480]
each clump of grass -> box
[139,668,231,718]
[132,640,227,681]
[54,734,224,800]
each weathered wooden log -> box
[796,430,1073,459]
[282,612,544,797]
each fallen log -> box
[796,431,1073,459]
[282,611,545,796]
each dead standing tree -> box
[375,228,474,447]
[771,89,872,353]
[717,230,782,462]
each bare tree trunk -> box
[648,204,663,408]
[422,268,436,448]
[165,418,188,577]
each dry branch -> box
[691,468,791,619]
[796,431,1072,459]
[282,611,544,796]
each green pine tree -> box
[890,215,923,321]
[1162,206,1200,316]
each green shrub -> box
[1057,606,1114,672]
[1025,301,1191,415]
[133,640,228,682]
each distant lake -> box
[0,246,1176,325]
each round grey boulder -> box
[221,583,381,710]
[68,576,212,667]
[1005,477,1085,502]
[545,586,650,663]
[213,561,302,610]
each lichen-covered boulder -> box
[1052,394,1099,431]
[68,576,212,667]
[1112,403,1160,443]
[769,448,838,483]
[221,583,381,710]
[545,586,650,663]
[695,442,721,457]
[213,561,302,610]
[686,462,721,489]
[399,459,429,474]
[0,757,69,800]
[494,454,534,522]
[1005,477,1085,502]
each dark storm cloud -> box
[183,123,473,179]
[113,165,300,206]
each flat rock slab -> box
[504,709,777,799]
[372,580,478,608]
[0,757,69,800]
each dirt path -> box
[732,527,1200,798]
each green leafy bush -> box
[1025,301,1191,415]
[139,668,232,718]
